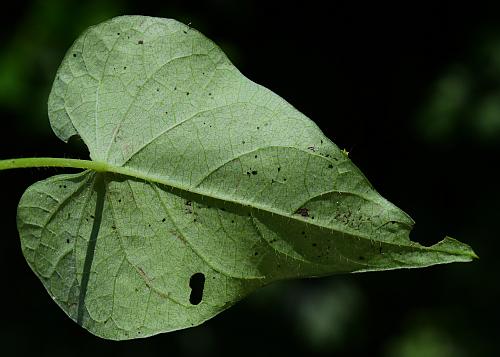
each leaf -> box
[16,15,477,340]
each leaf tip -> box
[431,236,479,261]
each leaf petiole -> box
[0,157,108,172]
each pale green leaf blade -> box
[17,15,476,340]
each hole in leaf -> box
[189,272,205,305]
[409,221,447,247]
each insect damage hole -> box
[189,272,205,305]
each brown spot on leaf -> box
[295,207,309,217]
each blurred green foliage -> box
[417,30,500,144]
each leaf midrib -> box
[4,156,472,257]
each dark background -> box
[0,1,497,356]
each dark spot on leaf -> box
[118,199,122,203]
[242,141,245,144]
[296,207,309,217]
[90,215,95,219]
[254,155,258,158]
[251,170,258,175]
[124,66,127,70]
[183,30,187,34]
[186,92,190,95]
[148,224,151,227]
[156,88,160,92]
[189,273,205,305]
[283,178,287,181]
[277,167,281,172]
[162,218,166,222]
[66,239,70,244]
[246,171,251,176]
[301,231,305,235]
[231,220,234,223]
[328,164,333,168]
[174,86,177,90]
[208,92,212,96]
[117,32,120,35]
[138,40,143,44]
[257,126,260,130]
[312,243,317,247]
[359,256,365,260]
[193,218,197,222]
[185,201,192,206]
[63,185,67,189]
[320,140,323,144]
[271,179,275,184]
[73,53,77,58]
[254,252,259,256]
[307,146,316,152]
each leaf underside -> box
[16,16,476,340]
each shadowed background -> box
[0,1,497,356]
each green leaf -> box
[16,15,476,340]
